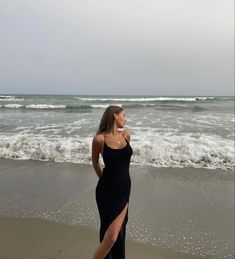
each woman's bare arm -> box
[92,135,103,178]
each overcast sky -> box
[0,0,234,96]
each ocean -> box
[0,94,234,170]
[0,94,234,258]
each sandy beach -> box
[1,0,234,255]
[0,216,209,259]
[0,158,234,258]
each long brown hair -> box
[96,105,123,135]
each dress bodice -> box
[102,134,133,174]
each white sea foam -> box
[75,96,215,102]
[132,131,234,170]
[0,95,24,101]
[0,133,90,164]
[26,104,66,109]
[0,131,233,170]
[1,104,66,109]
[0,95,12,99]
[3,104,24,108]
[0,103,152,109]
[91,104,123,108]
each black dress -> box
[95,133,133,259]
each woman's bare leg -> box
[92,203,128,259]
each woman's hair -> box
[96,105,123,135]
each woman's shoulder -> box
[122,129,131,142]
[93,133,105,143]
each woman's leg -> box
[110,217,127,259]
[99,222,112,259]
[92,203,128,259]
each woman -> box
[91,105,133,259]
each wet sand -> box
[0,216,208,259]
[0,158,233,258]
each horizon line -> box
[0,93,234,97]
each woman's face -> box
[114,110,126,128]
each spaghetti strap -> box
[124,136,129,143]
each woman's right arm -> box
[92,135,103,178]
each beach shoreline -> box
[0,158,234,258]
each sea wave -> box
[2,104,25,108]
[0,102,217,110]
[0,132,233,170]
[90,104,123,108]
[0,95,24,101]
[26,104,66,109]
[0,103,108,109]
[75,96,218,102]
[0,104,67,109]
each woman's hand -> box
[92,135,103,178]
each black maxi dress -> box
[95,134,133,259]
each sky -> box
[0,0,234,96]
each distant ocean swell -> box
[0,133,233,170]
[74,96,232,101]
[0,95,233,110]
[0,103,209,110]
[0,104,122,109]
[0,95,223,101]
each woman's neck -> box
[106,127,121,136]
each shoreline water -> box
[0,158,234,258]
[0,94,234,170]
